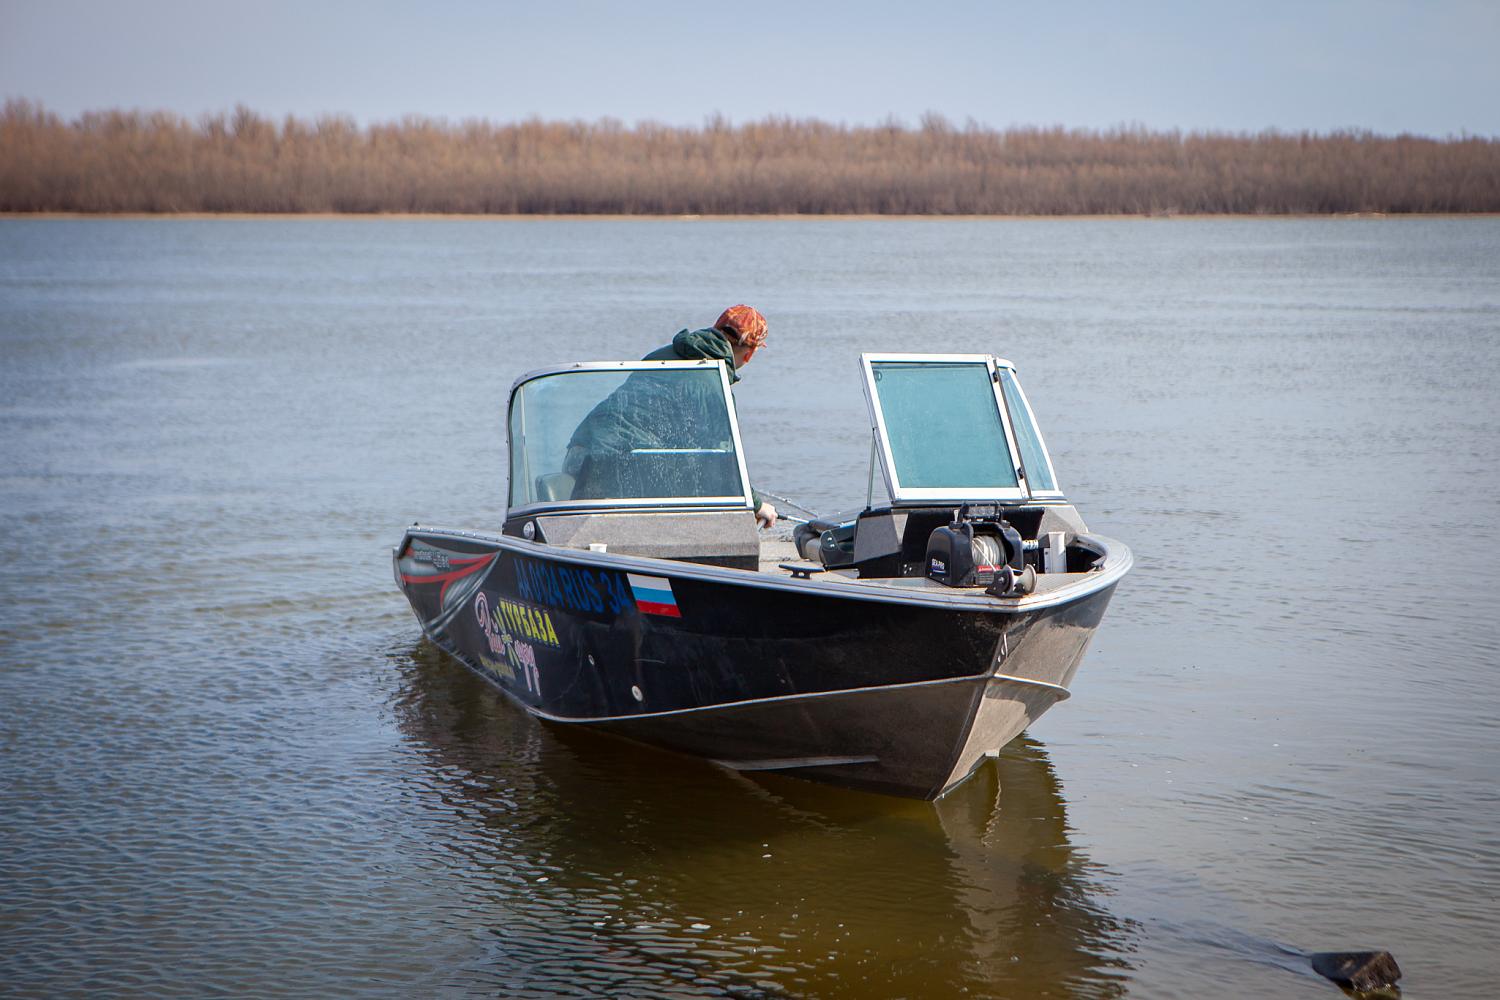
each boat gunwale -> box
[397,523,1131,613]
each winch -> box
[925,504,1036,596]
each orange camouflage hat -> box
[714,305,768,349]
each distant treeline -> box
[2,100,1498,215]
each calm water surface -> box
[1,217,1497,998]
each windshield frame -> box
[506,360,755,516]
[859,352,1060,504]
[995,364,1064,499]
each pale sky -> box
[2,0,1497,137]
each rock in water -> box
[1309,951,1402,991]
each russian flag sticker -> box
[627,573,681,618]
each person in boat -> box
[564,305,778,528]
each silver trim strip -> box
[440,658,1070,728]
[508,497,752,516]
[710,754,881,771]
[857,352,1012,367]
[531,672,982,724]
[509,358,727,395]
[414,606,1077,731]
[991,672,1072,698]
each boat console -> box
[512,509,761,571]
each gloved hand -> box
[755,502,778,529]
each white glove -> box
[755,502,778,529]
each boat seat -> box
[535,472,576,502]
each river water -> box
[1,216,1497,998]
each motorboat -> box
[393,353,1130,799]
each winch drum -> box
[924,517,1023,588]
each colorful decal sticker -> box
[478,654,515,681]
[627,574,681,618]
[514,556,633,616]
[398,542,499,605]
[474,591,550,697]
[475,590,559,649]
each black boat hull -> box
[394,527,1119,799]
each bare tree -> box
[2,101,1496,215]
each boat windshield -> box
[508,362,753,510]
[996,367,1059,494]
[860,354,1060,502]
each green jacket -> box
[641,327,741,383]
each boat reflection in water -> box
[393,643,1136,998]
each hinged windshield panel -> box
[996,367,1061,495]
[860,353,1041,504]
[508,361,754,512]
